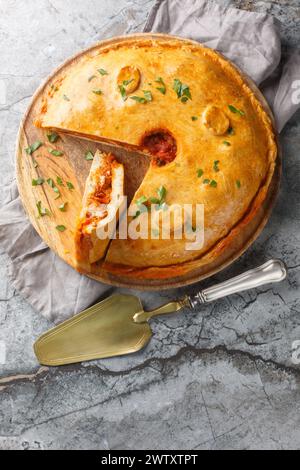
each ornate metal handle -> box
[189,259,287,309]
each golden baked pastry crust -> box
[36,36,277,273]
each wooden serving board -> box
[16,34,281,290]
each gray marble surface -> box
[0,0,300,450]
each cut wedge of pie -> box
[74,150,124,272]
[35,36,277,275]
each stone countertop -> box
[0,0,300,450]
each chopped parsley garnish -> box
[155,77,166,95]
[131,90,152,104]
[197,169,204,178]
[98,68,108,76]
[143,90,152,102]
[236,180,241,189]
[136,195,148,205]
[213,160,220,172]
[157,185,167,203]
[133,186,167,218]
[223,141,231,146]
[123,79,134,86]
[32,158,38,169]
[85,150,94,161]
[53,187,61,199]
[47,178,60,199]
[88,75,96,82]
[191,116,198,121]
[119,84,127,101]
[47,178,55,188]
[48,148,64,156]
[210,180,217,188]
[47,132,59,143]
[202,178,217,188]
[130,96,146,104]
[56,225,66,232]
[63,94,70,102]
[59,202,68,212]
[56,176,64,186]
[228,105,245,116]
[32,178,44,186]
[92,89,103,95]
[173,79,192,102]
[25,141,43,155]
[227,126,234,135]
[67,181,74,190]
[36,201,50,218]
[118,79,134,101]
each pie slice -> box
[74,150,124,272]
[36,37,277,276]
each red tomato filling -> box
[142,131,177,166]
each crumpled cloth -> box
[1,0,299,322]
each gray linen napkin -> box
[1,0,299,322]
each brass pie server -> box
[34,259,287,366]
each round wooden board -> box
[16,33,281,290]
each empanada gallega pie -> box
[36,37,277,275]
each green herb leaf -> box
[32,178,44,186]
[119,84,127,101]
[123,79,134,86]
[92,89,103,95]
[88,75,96,82]
[227,126,234,135]
[67,181,74,190]
[223,141,231,146]
[47,178,55,188]
[157,185,167,202]
[191,116,198,121]
[56,176,64,186]
[98,68,108,76]
[32,158,38,169]
[53,187,61,199]
[25,141,43,155]
[236,180,241,189]
[130,96,147,104]
[63,94,70,102]
[56,225,66,232]
[59,202,68,212]
[143,90,153,102]
[228,105,245,116]
[197,169,204,178]
[36,201,50,218]
[155,77,166,95]
[173,79,192,102]
[210,180,218,188]
[149,197,161,204]
[48,148,64,156]
[133,210,141,220]
[136,195,148,205]
[47,132,59,143]
[203,179,210,185]
[213,160,220,172]
[85,150,94,161]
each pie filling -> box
[141,130,177,166]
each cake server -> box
[34,259,287,366]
